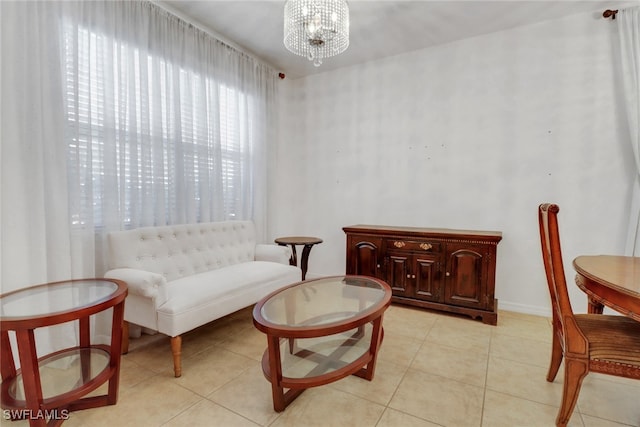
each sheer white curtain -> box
[617,7,640,255]
[1,1,77,357]
[62,1,276,276]
[1,0,276,353]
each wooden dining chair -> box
[538,203,640,427]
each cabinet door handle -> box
[446,272,450,277]
[376,264,380,268]
[412,274,416,279]
[406,274,411,279]
[394,241,406,248]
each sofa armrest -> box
[104,268,169,307]
[255,244,292,265]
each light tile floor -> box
[12,306,640,426]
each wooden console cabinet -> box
[343,225,502,325]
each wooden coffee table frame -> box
[0,279,127,426]
[253,276,391,412]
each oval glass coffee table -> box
[252,275,392,412]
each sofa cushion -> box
[156,261,300,336]
[108,221,258,282]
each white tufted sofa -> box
[104,221,300,377]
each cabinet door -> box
[346,236,383,278]
[444,244,489,309]
[386,252,411,296]
[413,255,441,302]
[386,252,441,301]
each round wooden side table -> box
[0,278,127,426]
[274,236,323,280]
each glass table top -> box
[0,280,120,320]
[259,276,389,329]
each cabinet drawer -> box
[386,240,442,253]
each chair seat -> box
[576,314,640,369]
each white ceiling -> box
[158,0,638,79]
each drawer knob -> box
[420,243,432,251]
[446,272,451,277]
[407,274,411,278]
[394,241,406,248]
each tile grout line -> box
[478,329,494,427]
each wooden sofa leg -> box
[171,335,182,377]
[121,321,130,354]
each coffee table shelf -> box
[253,275,391,411]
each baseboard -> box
[498,300,551,318]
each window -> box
[63,25,253,228]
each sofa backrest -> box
[107,221,257,282]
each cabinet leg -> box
[480,311,498,326]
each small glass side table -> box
[274,236,323,280]
[0,279,127,426]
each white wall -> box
[270,11,635,316]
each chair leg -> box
[170,335,182,378]
[546,330,563,382]
[556,358,588,427]
[121,321,130,355]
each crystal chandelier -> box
[283,0,350,67]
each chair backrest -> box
[538,203,578,350]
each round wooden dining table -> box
[573,255,640,322]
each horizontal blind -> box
[63,24,250,229]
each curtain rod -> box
[603,9,618,19]
[151,1,283,78]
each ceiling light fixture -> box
[283,0,350,67]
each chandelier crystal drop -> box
[284,0,350,67]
